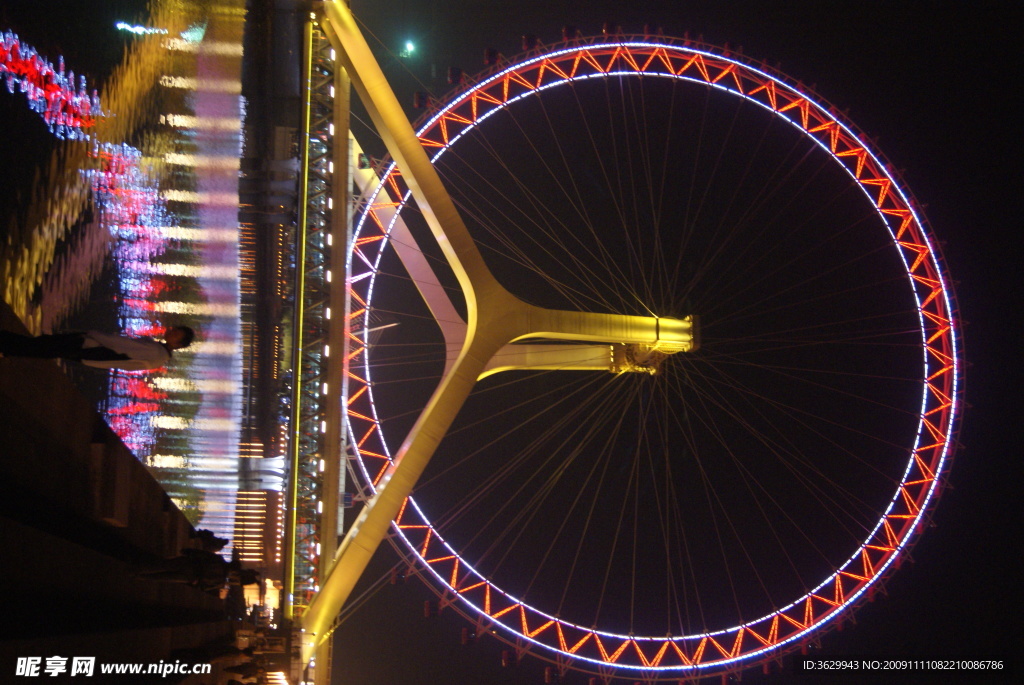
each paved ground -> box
[0,301,234,684]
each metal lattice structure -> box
[283,22,342,621]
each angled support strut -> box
[302,0,697,660]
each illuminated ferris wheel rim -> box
[345,36,961,673]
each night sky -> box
[2,1,1019,684]
[333,1,1020,684]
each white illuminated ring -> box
[344,37,961,678]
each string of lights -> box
[0,30,102,139]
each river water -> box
[1,0,254,549]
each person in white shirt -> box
[0,326,194,370]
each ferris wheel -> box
[342,32,961,682]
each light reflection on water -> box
[3,0,253,547]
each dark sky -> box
[333,1,1020,684]
[2,1,1019,683]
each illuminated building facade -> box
[233,489,285,574]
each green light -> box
[405,41,415,52]
[400,41,416,58]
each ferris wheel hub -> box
[611,315,700,374]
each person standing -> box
[0,326,195,370]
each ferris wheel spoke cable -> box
[360,305,445,324]
[600,76,649,306]
[417,374,610,518]
[679,358,900,527]
[557,78,660,316]
[704,335,921,361]
[680,364,845,619]
[383,204,484,282]
[377,157,600,314]
[458,94,640,310]
[629,384,695,632]
[619,75,662,307]
[589,399,644,629]
[424,373,619,539]
[364,345,445,369]
[627,76,676,311]
[455,375,631,577]
[666,366,848,548]
[683,376,866,578]
[656,374,743,623]
[670,81,714,300]
[670,89,748,310]
[517,381,644,608]
[707,353,921,389]
[652,85,683,310]
[705,335,912,377]
[366,349,443,370]
[698,337,920,385]
[368,340,456,350]
[357,16,638,314]
[705,270,913,337]
[699,129,837,275]
[374,237,470,296]
[651,376,701,634]
[366,266,462,305]
[442,74,688,315]
[629,415,643,633]
[637,77,676,289]
[682,355,889,487]
[699,179,868,316]
[688,387,750,625]
[528,385,634,604]
[554,389,628,618]
[555,77,654,312]
[671,102,789,305]
[418,373,639,623]
[439,143,623,313]
[701,217,896,329]
[647,378,790,602]
[661,374,710,631]
[626,78,686,313]
[448,181,616,312]
[675,137,826,312]
[415,371,611,491]
[489,86,598,228]
[662,369,812,601]
[703,316,921,356]
[334,558,407,628]
[696,351,921,465]
[367,371,443,387]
